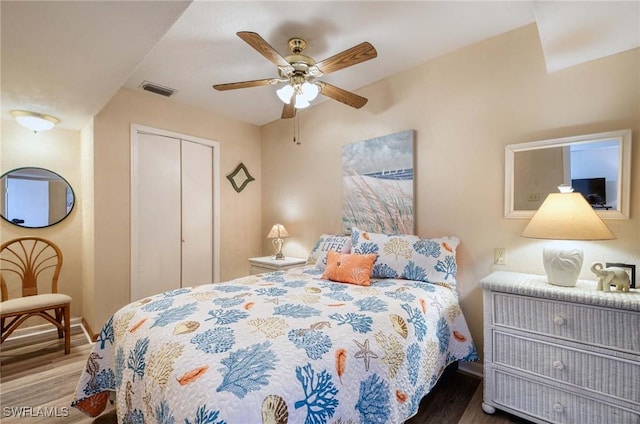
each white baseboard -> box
[458,360,484,378]
[4,317,92,344]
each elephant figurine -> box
[591,262,631,292]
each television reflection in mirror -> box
[571,177,610,209]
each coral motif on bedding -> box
[72,265,477,423]
[351,227,460,288]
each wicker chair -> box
[0,237,71,354]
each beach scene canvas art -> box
[342,130,414,234]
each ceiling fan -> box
[213,31,377,119]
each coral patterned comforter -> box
[72,265,477,423]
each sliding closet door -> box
[132,132,182,301]
[131,125,220,302]
[181,139,213,286]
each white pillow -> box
[307,234,352,269]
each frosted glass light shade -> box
[300,82,319,101]
[522,189,615,286]
[11,110,59,132]
[294,96,310,109]
[276,85,294,103]
[276,82,318,109]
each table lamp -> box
[267,224,289,260]
[521,185,615,286]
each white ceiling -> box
[2,1,638,130]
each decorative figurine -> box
[591,262,631,292]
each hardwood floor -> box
[0,327,528,423]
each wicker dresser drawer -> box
[493,331,640,404]
[492,370,640,424]
[492,292,640,353]
[481,272,640,424]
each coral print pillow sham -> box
[351,227,459,288]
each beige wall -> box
[1,119,84,319]
[260,24,640,358]
[88,88,262,333]
[513,147,565,210]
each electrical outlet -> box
[528,193,540,201]
[494,248,506,265]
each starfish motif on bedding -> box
[353,338,378,371]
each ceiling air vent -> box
[140,81,176,97]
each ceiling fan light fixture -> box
[11,110,60,132]
[276,85,294,104]
[300,82,319,101]
[294,96,310,109]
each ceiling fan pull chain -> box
[293,115,301,145]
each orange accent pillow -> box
[321,251,377,286]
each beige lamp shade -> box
[267,224,289,239]
[522,188,615,287]
[521,192,615,240]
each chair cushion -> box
[0,294,71,315]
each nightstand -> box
[248,256,307,275]
[481,271,640,424]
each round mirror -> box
[0,167,75,228]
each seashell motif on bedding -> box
[304,286,322,294]
[389,314,408,339]
[173,321,200,335]
[261,394,288,424]
[71,263,478,423]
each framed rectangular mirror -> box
[505,129,631,219]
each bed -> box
[72,230,478,423]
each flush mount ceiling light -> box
[11,110,60,133]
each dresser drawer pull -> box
[552,402,565,413]
[553,315,566,326]
[552,360,565,370]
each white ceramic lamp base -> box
[542,240,583,287]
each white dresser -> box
[481,271,640,424]
[248,256,306,275]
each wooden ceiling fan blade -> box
[237,31,290,68]
[281,92,296,119]
[314,42,377,75]
[212,78,276,91]
[319,83,368,109]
